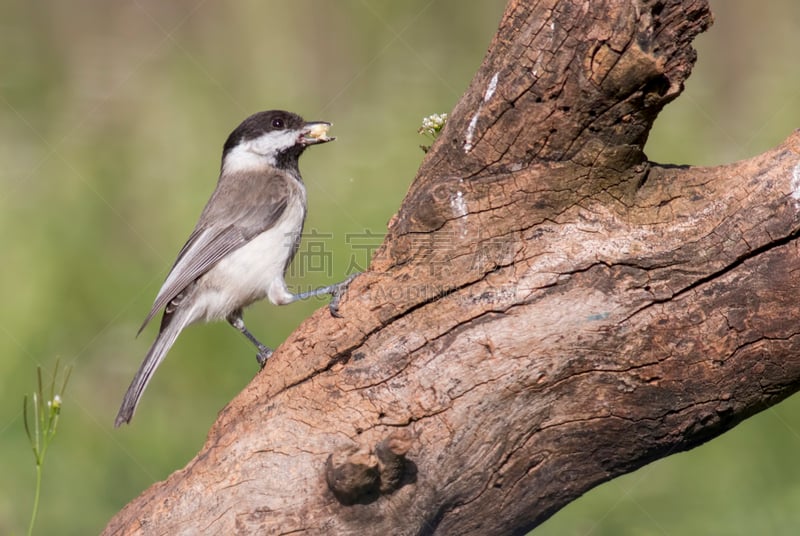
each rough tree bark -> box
[105,0,800,534]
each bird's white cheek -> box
[222,131,299,173]
[247,130,298,162]
[251,130,299,156]
[223,144,273,173]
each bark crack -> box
[622,227,800,323]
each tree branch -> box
[103,0,800,534]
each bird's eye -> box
[271,118,284,129]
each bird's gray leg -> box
[227,311,272,368]
[288,273,358,317]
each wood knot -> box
[325,429,414,505]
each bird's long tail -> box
[115,312,191,427]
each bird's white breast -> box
[190,187,306,322]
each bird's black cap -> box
[222,110,306,157]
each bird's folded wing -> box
[138,173,292,334]
[137,225,246,334]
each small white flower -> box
[419,113,448,138]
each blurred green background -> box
[0,1,798,534]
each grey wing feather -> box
[138,172,292,334]
[137,226,246,334]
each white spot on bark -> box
[484,72,499,102]
[792,161,800,202]
[464,114,479,153]
[452,190,467,218]
[451,191,468,237]
[464,72,500,153]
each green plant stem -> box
[23,360,70,535]
[27,462,42,536]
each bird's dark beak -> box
[299,121,335,145]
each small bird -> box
[115,110,353,427]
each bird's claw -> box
[256,346,273,369]
[329,273,359,318]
